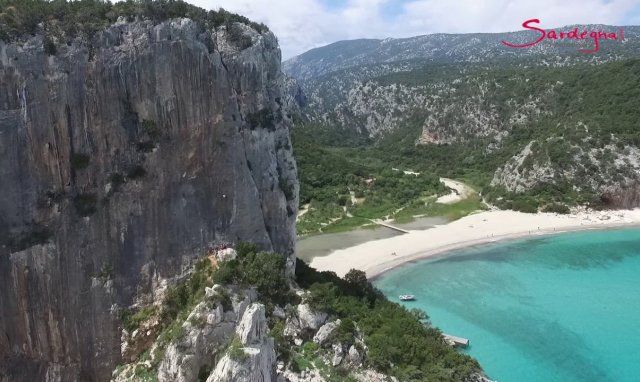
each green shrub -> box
[108,173,126,192]
[227,337,248,362]
[510,197,539,213]
[127,165,147,179]
[141,119,161,140]
[71,153,90,170]
[295,260,481,381]
[98,262,114,282]
[4,225,51,252]
[226,22,252,49]
[247,108,275,131]
[197,364,212,382]
[0,0,267,43]
[136,141,156,153]
[542,203,570,214]
[74,193,97,216]
[212,243,293,305]
[43,35,56,55]
[121,306,158,333]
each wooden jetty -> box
[369,219,410,233]
[443,334,470,348]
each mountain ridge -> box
[284,24,640,81]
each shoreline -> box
[308,209,640,279]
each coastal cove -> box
[309,208,640,278]
[375,227,640,382]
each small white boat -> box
[399,295,415,301]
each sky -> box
[179,0,640,59]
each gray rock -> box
[346,346,362,367]
[331,343,344,367]
[0,16,298,380]
[272,305,286,320]
[216,248,238,262]
[206,301,276,382]
[156,297,237,382]
[207,340,276,382]
[312,319,341,346]
[236,304,268,345]
[353,370,398,382]
[297,304,328,331]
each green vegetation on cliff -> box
[294,58,640,217]
[293,124,453,234]
[0,0,267,42]
[295,260,481,381]
[119,245,482,381]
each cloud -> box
[163,0,639,58]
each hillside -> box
[284,25,640,81]
[286,26,640,230]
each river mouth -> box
[374,228,640,382]
[296,216,448,263]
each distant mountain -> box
[286,25,640,214]
[284,25,640,81]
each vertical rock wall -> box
[0,18,297,381]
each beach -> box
[308,208,640,278]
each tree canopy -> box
[0,0,268,42]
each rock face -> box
[0,18,297,381]
[155,300,233,382]
[601,182,640,209]
[208,303,276,382]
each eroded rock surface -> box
[0,18,297,381]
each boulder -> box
[216,248,238,262]
[346,346,362,367]
[312,320,341,346]
[331,343,344,367]
[236,304,268,345]
[297,304,328,330]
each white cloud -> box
[164,0,639,58]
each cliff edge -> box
[0,16,297,381]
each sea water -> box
[375,228,640,382]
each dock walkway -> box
[369,219,410,233]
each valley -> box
[287,30,640,235]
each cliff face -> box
[0,18,297,381]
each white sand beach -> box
[309,208,640,278]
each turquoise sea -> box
[374,228,640,382]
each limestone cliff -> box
[0,18,297,381]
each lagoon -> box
[296,216,447,263]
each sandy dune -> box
[436,178,475,204]
[309,209,640,278]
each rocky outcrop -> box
[601,182,640,208]
[0,17,297,381]
[208,303,276,382]
[110,273,415,382]
[155,300,234,382]
[312,320,340,346]
[112,286,269,382]
[284,304,328,344]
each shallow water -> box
[375,228,640,382]
[296,216,447,262]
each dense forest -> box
[0,0,267,42]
